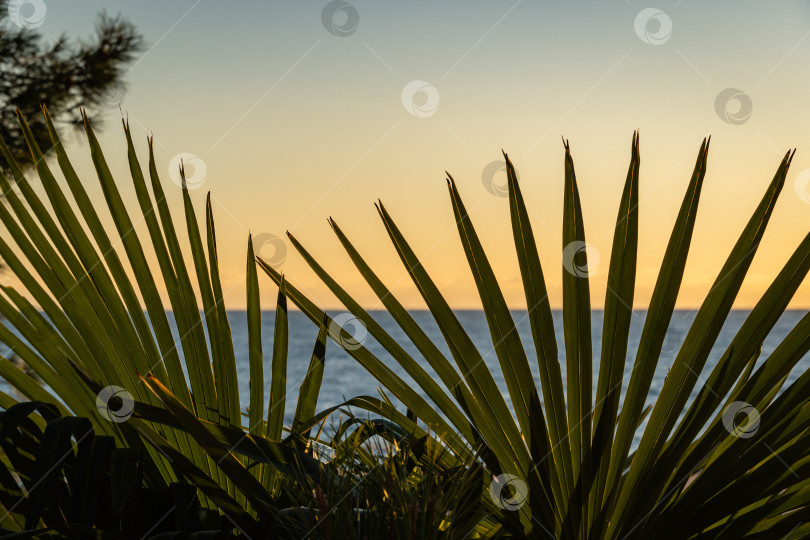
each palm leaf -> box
[291,319,328,442]
[285,230,475,447]
[0,106,806,537]
[589,132,639,528]
[446,173,560,532]
[598,138,710,534]
[504,149,574,512]
[561,138,594,535]
[608,149,794,537]
[250,135,808,538]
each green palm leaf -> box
[607,149,794,538]
[0,106,806,538]
[248,134,807,538]
[504,149,574,513]
[589,132,639,530]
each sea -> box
[226,309,807,448]
[4,310,808,449]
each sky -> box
[4,0,810,310]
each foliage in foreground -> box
[0,399,482,539]
[0,108,490,538]
[0,108,807,538]
[257,134,810,538]
[0,401,224,537]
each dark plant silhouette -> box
[0,1,143,168]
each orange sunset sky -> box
[3,1,809,310]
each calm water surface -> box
[4,310,807,450]
[223,309,807,448]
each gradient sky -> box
[5,0,810,310]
